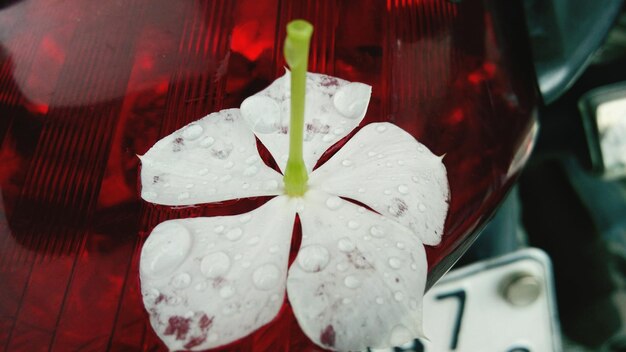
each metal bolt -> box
[501,272,542,307]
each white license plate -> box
[370,248,562,352]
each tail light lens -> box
[0,0,538,350]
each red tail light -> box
[0,0,537,350]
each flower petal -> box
[140,108,284,206]
[240,71,371,173]
[309,123,449,245]
[288,190,427,351]
[140,196,295,351]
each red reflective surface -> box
[0,0,538,350]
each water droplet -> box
[357,207,366,214]
[333,127,345,136]
[344,275,361,289]
[388,257,402,269]
[200,252,231,278]
[337,238,355,252]
[376,125,387,133]
[198,168,209,176]
[418,203,426,212]
[396,242,406,249]
[397,160,405,166]
[410,299,419,310]
[185,183,194,189]
[177,192,190,200]
[199,136,215,148]
[363,235,371,241]
[411,263,418,271]
[370,225,385,237]
[367,151,377,157]
[376,297,384,305]
[239,214,252,224]
[222,304,236,315]
[386,162,393,168]
[298,245,330,272]
[167,296,181,306]
[412,176,419,183]
[220,285,235,299]
[418,145,425,153]
[394,291,404,301]
[245,155,257,165]
[226,227,243,241]
[358,188,366,193]
[398,185,409,194]
[214,225,225,233]
[389,325,412,346]
[182,124,204,140]
[243,166,258,176]
[384,189,392,195]
[347,220,360,230]
[264,179,279,191]
[336,263,348,272]
[322,134,334,143]
[195,281,208,291]
[341,159,352,167]
[142,222,192,278]
[242,183,250,190]
[342,298,352,305]
[171,272,191,288]
[253,264,281,290]
[325,196,342,210]
[208,333,219,342]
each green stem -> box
[283,20,313,197]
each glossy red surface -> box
[0,0,538,350]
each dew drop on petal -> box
[341,159,352,167]
[333,127,345,136]
[219,285,236,299]
[410,299,419,310]
[418,203,427,212]
[182,124,204,140]
[336,262,348,272]
[297,245,331,273]
[239,214,252,224]
[213,225,225,233]
[344,275,361,289]
[394,291,404,301]
[225,227,243,241]
[199,136,215,148]
[398,185,409,194]
[367,151,377,157]
[245,155,257,165]
[177,192,190,200]
[396,242,406,249]
[388,257,402,269]
[384,189,392,195]
[390,325,412,346]
[197,168,209,176]
[171,272,191,288]
[358,188,366,194]
[347,220,360,230]
[253,264,281,290]
[376,125,387,133]
[325,196,342,210]
[185,183,194,189]
[370,225,385,238]
[376,297,384,305]
[322,134,334,143]
[411,263,418,271]
[412,176,420,183]
[200,252,231,278]
[142,222,191,278]
[342,298,352,305]
[337,238,355,252]
[195,281,208,291]
[269,245,280,254]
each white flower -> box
[138,71,449,351]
